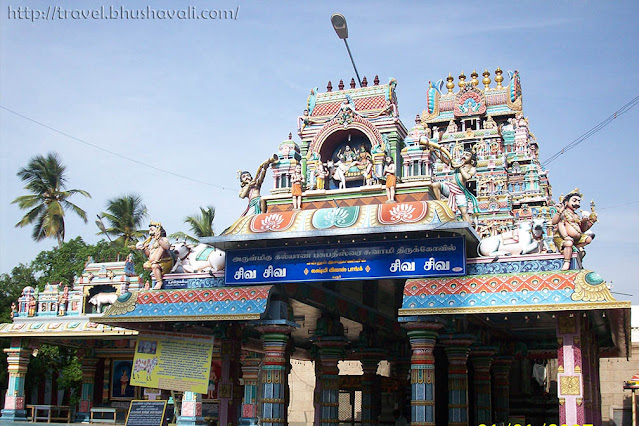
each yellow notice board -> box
[130,332,214,394]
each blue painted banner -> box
[225,237,465,285]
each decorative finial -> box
[482,69,491,89]
[338,79,345,90]
[350,78,356,89]
[374,75,380,86]
[470,70,479,87]
[288,132,292,140]
[495,67,504,89]
[327,81,332,92]
[446,73,454,94]
[362,76,368,87]
[458,71,466,88]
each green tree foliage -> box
[31,237,123,286]
[97,194,148,248]
[12,152,91,247]
[170,205,215,243]
[25,345,82,405]
[0,264,37,322]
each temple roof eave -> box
[203,220,479,251]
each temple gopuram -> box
[0,69,630,426]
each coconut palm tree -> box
[97,194,148,248]
[170,206,215,243]
[12,152,91,247]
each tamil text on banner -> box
[226,236,465,285]
[130,331,214,394]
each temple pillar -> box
[441,334,475,426]
[257,325,293,426]
[219,325,242,426]
[314,339,348,426]
[470,346,497,425]
[359,350,383,425]
[0,339,32,423]
[75,357,98,422]
[557,313,585,426]
[102,358,111,404]
[176,392,206,425]
[240,351,263,422]
[492,356,513,424]
[403,319,445,426]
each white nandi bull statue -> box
[327,160,347,189]
[478,218,546,257]
[89,292,118,313]
[171,242,226,274]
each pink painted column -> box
[239,351,263,422]
[0,339,32,422]
[556,313,585,425]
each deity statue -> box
[445,119,458,134]
[238,156,276,216]
[58,285,69,316]
[27,294,36,317]
[515,112,529,130]
[338,145,357,163]
[422,140,479,223]
[383,156,397,203]
[315,162,327,190]
[10,302,16,319]
[134,221,174,290]
[483,115,497,129]
[551,189,597,270]
[291,164,304,210]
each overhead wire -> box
[0,105,237,191]
[541,95,639,166]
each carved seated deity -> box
[446,119,458,134]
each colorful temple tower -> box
[0,69,630,426]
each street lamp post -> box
[331,13,362,88]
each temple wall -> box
[599,305,638,426]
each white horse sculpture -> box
[171,242,226,274]
[89,292,118,313]
[478,218,546,257]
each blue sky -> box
[1,1,638,302]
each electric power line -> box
[0,105,236,191]
[541,95,639,166]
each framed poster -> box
[204,360,222,401]
[112,360,135,400]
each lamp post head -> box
[331,13,348,39]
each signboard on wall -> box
[225,236,465,285]
[125,400,167,426]
[130,332,214,394]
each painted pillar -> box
[102,358,111,404]
[470,346,497,425]
[314,338,348,426]
[257,325,293,426]
[556,313,585,426]
[240,351,263,422]
[441,335,475,426]
[492,356,513,424]
[0,339,32,422]
[589,323,602,426]
[403,320,444,426]
[557,313,585,424]
[75,357,98,422]
[580,317,593,425]
[359,350,383,425]
[219,325,242,426]
[177,391,206,425]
